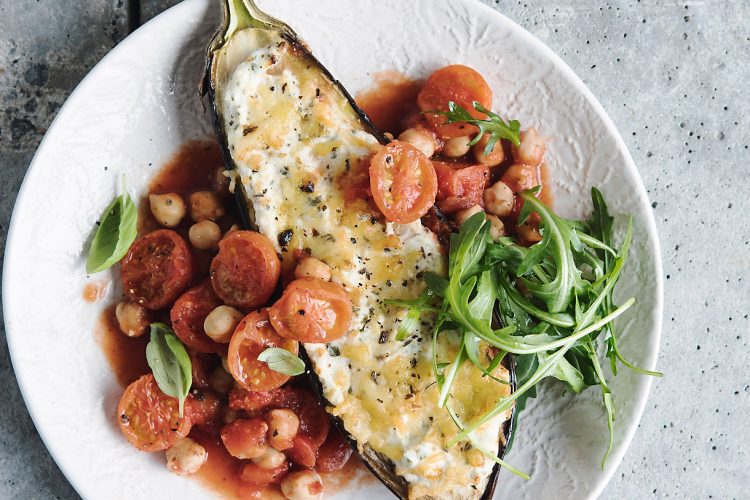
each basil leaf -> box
[146,323,192,417]
[258,348,305,376]
[86,185,138,273]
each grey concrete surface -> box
[0,0,747,499]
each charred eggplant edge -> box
[202,1,516,498]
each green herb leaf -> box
[86,181,138,273]
[257,347,306,376]
[146,323,192,418]
[434,101,521,149]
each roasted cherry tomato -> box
[369,141,437,224]
[269,278,353,343]
[417,65,493,138]
[121,229,194,310]
[210,230,280,310]
[240,461,290,486]
[228,309,299,392]
[185,390,222,427]
[220,418,269,459]
[316,427,353,473]
[170,281,226,354]
[117,374,192,452]
[433,161,490,214]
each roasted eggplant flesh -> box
[205,1,514,498]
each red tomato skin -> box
[210,230,280,310]
[287,434,319,468]
[185,390,222,427]
[170,281,226,354]
[239,461,290,486]
[297,391,330,448]
[229,386,302,415]
[316,427,353,473]
[220,418,269,459]
[120,229,195,310]
[433,161,490,214]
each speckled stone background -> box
[0,0,747,498]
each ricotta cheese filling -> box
[220,29,510,500]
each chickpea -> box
[225,224,239,236]
[189,220,222,250]
[486,215,505,241]
[149,193,186,228]
[266,408,299,451]
[515,127,545,167]
[472,134,505,167]
[454,205,483,226]
[214,166,231,195]
[442,136,472,158]
[204,305,244,343]
[398,127,438,158]
[483,181,514,217]
[221,355,231,373]
[384,132,394,141]
[500,163,539,193]
[166,438,208,476]
[252,447,287,470]
[294,257,332,282]
[280,470,324,500]
[115,301,149,337]
[189,191,225,222]
[209,365,235,394]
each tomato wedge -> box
[210,230,280,310]
[117,374,192,452]
[316,426,353,473]
[369,141,437,224]
[170,281,226,354]
[268,278,353,343]
[228,309,299,392]
[228,386,301,415]
[121,229,194,310]
[220,417,269,459]
[417,65,493,139]
[433,161,490,214]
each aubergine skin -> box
[203,1,515,498]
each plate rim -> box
[2,0,663,498]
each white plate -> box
[2,0,662,498]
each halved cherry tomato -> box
[269,278,353,343]
[170,281,226,354]
[121,229,194,310]
[417,65,493,138]
[288,434,318,468]
[220,418,269,459]
[316,427,353,473]
[369,141,437,224]
[210,230,280,310]
[185,390,222,427]
[228,309,299,392]
[240,461,290,486]
[117,374,192,452]
[433,161,490,214]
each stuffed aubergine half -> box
[204,1,514,498]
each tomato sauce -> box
[83,280,109,303]
[356,71,422,136]
[95,307,150,387]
